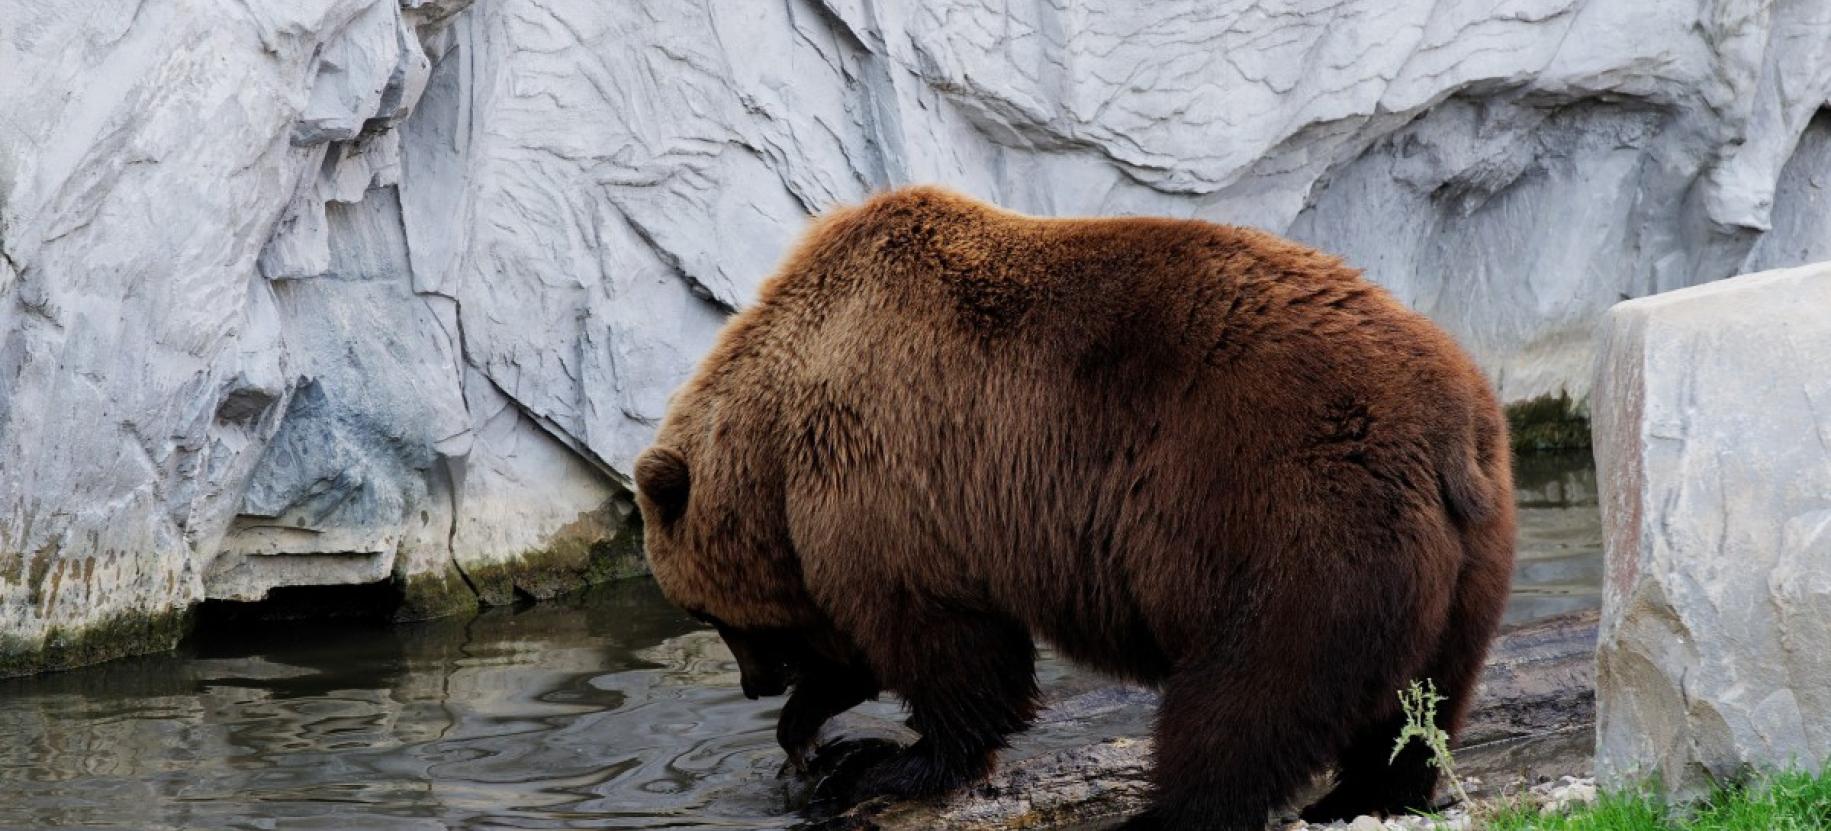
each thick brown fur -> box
[634,186,1516,830]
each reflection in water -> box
[0,582,799,830]
[0,454,1599,830]
[1505,452,1603,625]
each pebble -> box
[1285,807,1471,831]
[1280,773,1596,831]
[1534,775,1599,815]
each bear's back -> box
[763,186,1474,437]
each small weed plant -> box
[1392,678,1472,808]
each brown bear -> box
[633,186,1515,830]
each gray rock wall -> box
[3,0,1831,671]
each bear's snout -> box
[740,672,789,701]
[712,621,797,700]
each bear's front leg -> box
[777,658,881,772]
[848,611,1039,801]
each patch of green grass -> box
[1691,769,1831,831]
[1484,789,1666,831]
[1481,768,1831,831]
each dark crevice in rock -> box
[192,579,405,626]
[439,456,486,604]
[214,385,283,428]
[617,206,740,316]
[466,366,629,486]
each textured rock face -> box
[431,0,1831,469]
[0,0,629,672]
[1593,263,1831,797]
[4,0,1831,670]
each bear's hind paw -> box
[848,741,991,801]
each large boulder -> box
[1593,262,1831,797]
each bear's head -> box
[633,339,833,696]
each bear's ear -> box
[635,446,691,525]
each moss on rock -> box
[0,605,193,679]
[1506,393,1593,452]
[395,563,482,622]
[458,512,648,608]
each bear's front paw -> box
[849,740,992,801]
[777,710,824,773]
[784,738,905,818]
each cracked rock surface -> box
[4,0,1831,670]
[1593,261,1831,799]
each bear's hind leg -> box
[1298,630,1492,823]
[1299,637,1498,822]
[1301,526,1512,822]
[1120,654,1343,831]
[1296,709,1437,823]
[850,611,1038,801]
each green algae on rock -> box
[454,507,648,607]
[396,564,484,622]
[0,606,194,679]
[1506,393,1592,452]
